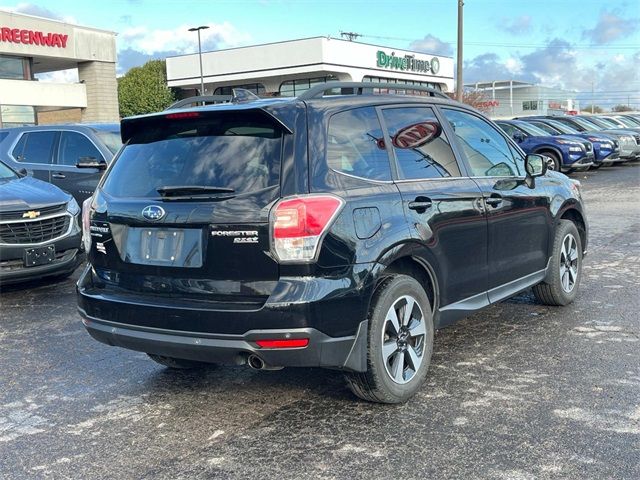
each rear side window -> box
[382,107,461,179]
[12,131,56,164]
[530,122,559,135]
[58,132,104,166]
[101,111,283,198]
[326,107,391,181]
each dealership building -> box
[0,10,119,127]
[465,80,580,118]
[166,37,454,98]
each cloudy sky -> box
[1,0,639,107]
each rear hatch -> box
[89,109,286,308]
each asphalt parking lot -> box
[1,163,639,480]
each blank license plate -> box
[24,245,55,267]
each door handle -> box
[485,195,503,207]
[52,172,66,179]
[408,197,433,213]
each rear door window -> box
[326,107,391,181]
[382,106,461,179]
[58,132,104,166]
[12,131,57,164]
[101,111,283,198]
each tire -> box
[543,151,561,172]
[589,163,602,170]
[533,220,583,306]
[147,354,214,370]
[345,275,434,404]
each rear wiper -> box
[157,185,235,197]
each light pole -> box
[456,0,464,101]
[188,25,209,96]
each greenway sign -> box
[0,26,69,48]
[376,50,440,75]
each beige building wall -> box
[37,108,82,124]
[78,61,119,122]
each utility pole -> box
[188,25,209,96]
[340,31,361,41]
[456,1,464,101]
[591,80,594,114]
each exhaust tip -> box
[247,354,265,370]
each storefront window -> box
[522,101,539,111]
[0,105,36,128]
[279,76,336,97]
[363,76,442,93]
[214,83,265,96]
[0,55,30,80]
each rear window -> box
[101,111,283,198]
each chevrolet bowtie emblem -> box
[22,210,41,219]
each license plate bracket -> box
[24,245,56,267]
[121,227,203,268]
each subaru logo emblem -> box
[142,205,165,221]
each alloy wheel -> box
[381,295,427,384]
[559,233,579,293]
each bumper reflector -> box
[255,338,309,349]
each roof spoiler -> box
[297,81,450,100]
[121,107,293,143]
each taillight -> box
[82,197,93,252]
[271,194,344,262]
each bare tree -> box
[447,90,494,113]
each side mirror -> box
[76,157,107,170]
[513,131,525,143]
[525,154,547,178]
[17,168,29,177]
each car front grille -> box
[0,214,70,244]
[634,134,640,145]
[584,143,592,152]
[0,203,67,221]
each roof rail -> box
[166,95,232,110]
[297,81,450,101]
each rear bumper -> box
[77,262,376,371]
[79,308,367,371]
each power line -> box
[356,33,640,50]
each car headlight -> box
[66,197,80,216]
[620,135,633,144]
[570,179,582,198]
[568,146,583,152]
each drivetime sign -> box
[376,50,440,75]
[0,27,69,48]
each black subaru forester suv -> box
[77,83,587,403]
